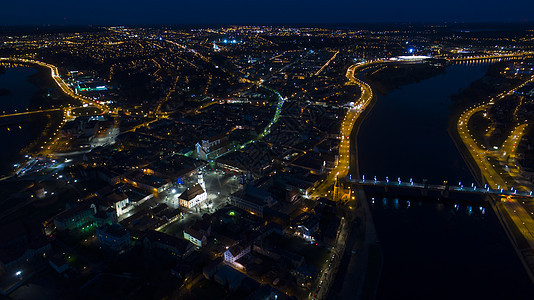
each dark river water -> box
[0,67,46,175]
[357,63,534,299]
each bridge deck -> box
[348,179,533,198]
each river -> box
[357,63,534,299]
[0,66,49,175]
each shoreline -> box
[343,60,534,299]
[0,66,62,175]
[446,60,534,284]
[329,63,382,299]
[448,102,534,285]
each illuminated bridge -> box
[445,52,534,64]
[346,176,534,199]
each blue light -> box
[408,48,414,54]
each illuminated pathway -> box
[0,108,63,118]
[233,85,285,151]
[312,52,534,299]
[315,51,339,76]
[441,52,534,63]
[457,74,534,249]
[256,86,285,140]
[0,57,108,112]
[0,57,110,156]
[310,60,383,199]
[309,60,382,300]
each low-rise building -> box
[224,243,251,264]
[294,213,320,242]
[183,218,212,248]
[228,186,276,217]
[54,201,96,231]
[0,222,51,274]
[49,254,68,274]
[143,230,194,259]
[96,224,130,251]
[195,133,229,160]
[122,170,172,196]
[103,192,129,216]
[93,209,118,227]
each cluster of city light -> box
[0,58,108,112]
[311,60,381,200]
[457,74,534,191]
[456,70,534,247]
[0,57,110,155]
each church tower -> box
[198,169,206,190]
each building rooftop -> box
[97,223,129,238]
[179,183,205,201]
[54,200,94,223]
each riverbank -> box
[447,66,534,284]
[325,62,386,299]
[313,62,383,299]
[364,61,446,95]
[349,84,378,179]
[358,63,481,184]
[354,60,534,298]
[26,65,77,108]
[335,61,456,299]
[327,186,383,300]
[0,64,69,175]
[450,117,534,283]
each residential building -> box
[228,186,276,217]
[224,243,251,264]
[195,133,229,160]
[54,201,96,231]
[49,254,68,274]
[143,230,194,259]
[96,223,130,252]
[103,192,129,216]
[183,227,207,248]
[0,222,51,274]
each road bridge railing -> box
[348,177,534,198]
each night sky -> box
[1,0,533,25]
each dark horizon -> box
[1,0,532,26]
[1,21,533,31]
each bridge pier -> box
[421,179,429,197]
[441,181,450,198]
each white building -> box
[178,170,207,208]
[178,184,206,208]
[104,192,129,216]
[183,227,206,247]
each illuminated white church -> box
[178,170,207,209]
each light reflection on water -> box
[372,196,486,217]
